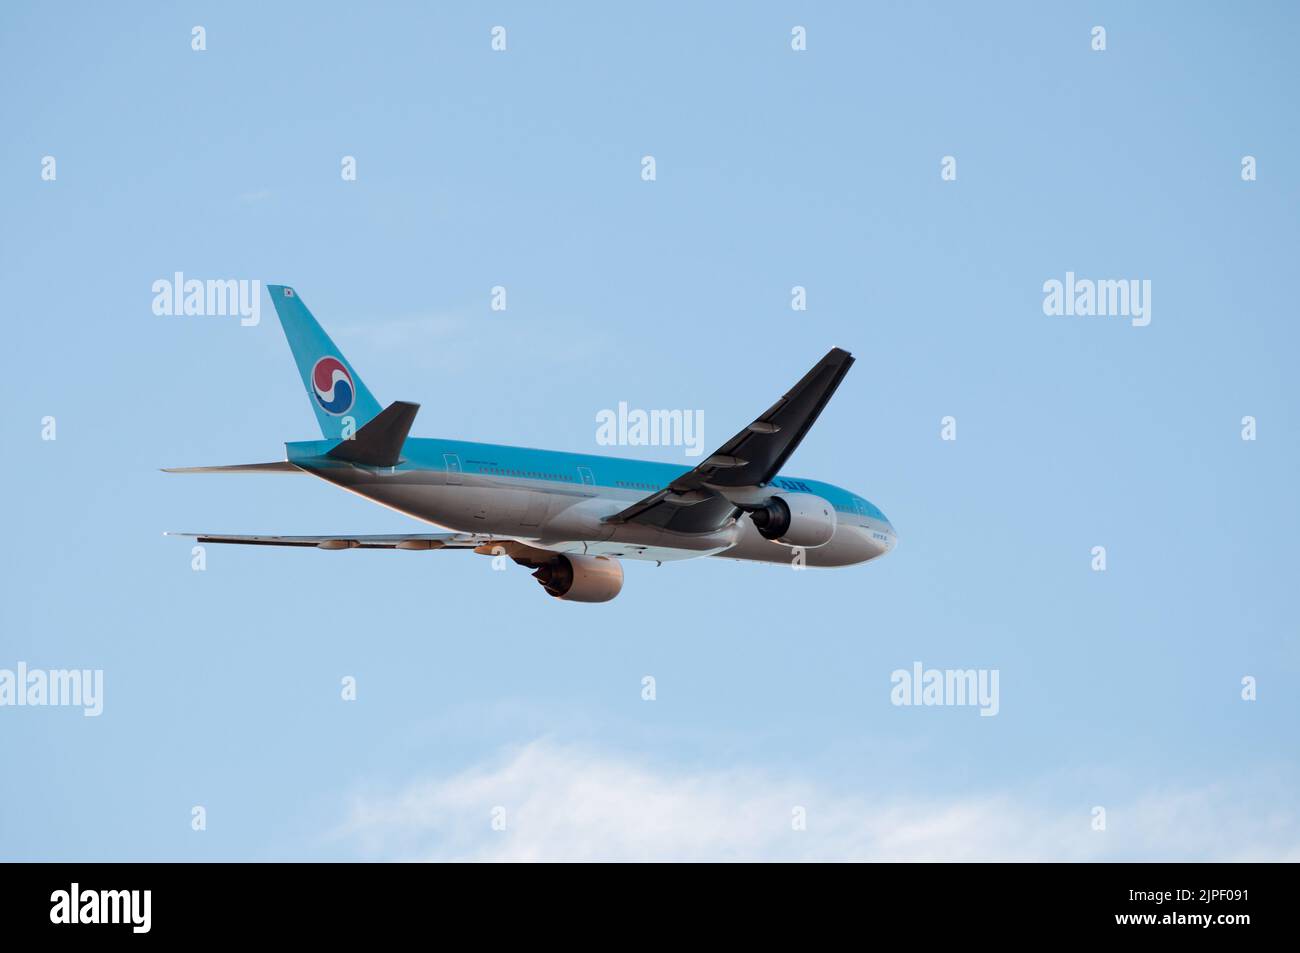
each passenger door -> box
[443,453,463,485]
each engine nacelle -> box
[531,554,624,602]
[747,492,837,548]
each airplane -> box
[166,286,897,602]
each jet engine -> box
[531,554,624,602]
[746,492,837,548]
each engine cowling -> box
[531,554,624,602]
[747,492,837,548]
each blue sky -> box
[2,2,1297,860]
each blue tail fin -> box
[267,285,382,440]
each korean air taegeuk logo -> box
[311,356,355,416]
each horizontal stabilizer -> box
[162,461,302,474]
[326,401,419,468]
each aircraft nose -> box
[872,517,898,557]
[847,522,894,564]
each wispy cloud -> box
[334,312,613,373]
[334,314,469,353]
[336,739,1300,862]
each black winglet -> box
[326,401,419,467]
[604,347,856,532]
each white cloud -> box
[337,739,1300,862]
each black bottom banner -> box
[0,861,1282,940]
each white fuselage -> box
[301,460,897,568]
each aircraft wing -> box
[605,347,854,534]
[165,531,503,551]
